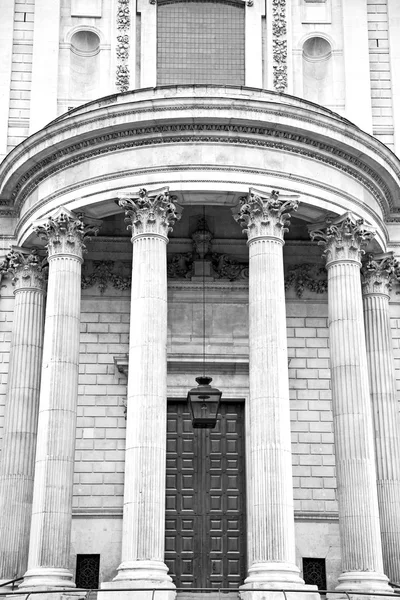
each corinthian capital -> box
[34,207,100,261]
[0,247,47,292]
[309,212,375,266]
[361,252,399,296]
[234,188,299,242]
[119,187,180,240]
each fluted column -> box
[234,189,315,594]
[20,208,99,590]
[361,253,400,585]
[0,249,46,588]
[102,188,179,600]
[310,213,391,593]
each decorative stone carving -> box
[211,253,248,281]
[361,252,399,296]
[284,263,327,297]
[116,0,130,92]
[34,207,99,261]
[167,252,194,279]
[0,248,47,291]
[272,0,288,92]
[192,217,213,259]
[119,187,180,239]
[309,212,375,266]
[82,260,131,294]
[234,188,299,241]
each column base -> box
[336,571,393,595]
[240,563,319,600]
[18,567,76,590]
[101,560,176,600]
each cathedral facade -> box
[0,1,400,599]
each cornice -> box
[1,88,400,227]
[7,124,394,219]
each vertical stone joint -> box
[119,187,180,240]
[234,187,299,242]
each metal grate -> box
[157,0,245,86]
[302,557,327,590]
[76,554,100,589]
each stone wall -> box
[367,0,395,148]
[7,0,35,152]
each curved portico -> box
[0,86,400,596]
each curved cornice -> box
[1,86,400,221]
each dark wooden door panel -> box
[165,401,246,588]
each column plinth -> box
[234,189,318,600]
[361,253,400,585]
[101,188,179,600]
[19,208,99,591]
[310,213,392,595]
[0,249,46,589]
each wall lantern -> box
[187,376,222,428]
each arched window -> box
[69,30,101,102]
[302,36,333,106]
[157,0,245,86]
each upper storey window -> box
[157,0,245,86]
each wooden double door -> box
[165,401,246,589]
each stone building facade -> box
[0,1,400,599]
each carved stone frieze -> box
[361,252,400,296]
[34,207,100,260]
[0,247,47,291]
[116,0,130,92]
[309,212,376,266]
[272,0,287,92]
[167,252,194,279]
[211,253,248,280]
[284,263,327,297]
[119,187,180,240]
[82,260,131,294]
[234,188,298,242]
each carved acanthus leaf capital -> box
[34,207,100,261]
[0,247,47,292]
[234,188,299,242]
[119,187,180,240]
[309,212,375,266]
[361,252,399,296]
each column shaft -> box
[248,237,296,569]
[0,251,46,585]
[22,256,81,587]
[20,208,98,590]
[362,254,400,585]
[234,189,317,596]
[102,188,179,600]
[121,234,169,568]
[310,213,391,593]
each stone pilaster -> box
[310,213,391,593]
[20,208,99,590]
[361,253,400,585]
[234,189,315,594]
[101,188,179,600]
[0,249,46,588]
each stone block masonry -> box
[7,0,35,152]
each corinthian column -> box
[234,189,316,595]
[20,208,99,590]
[0,249,46,589]
[310,213,391,593]
[102,188,179,600]
[361,253,400,585]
